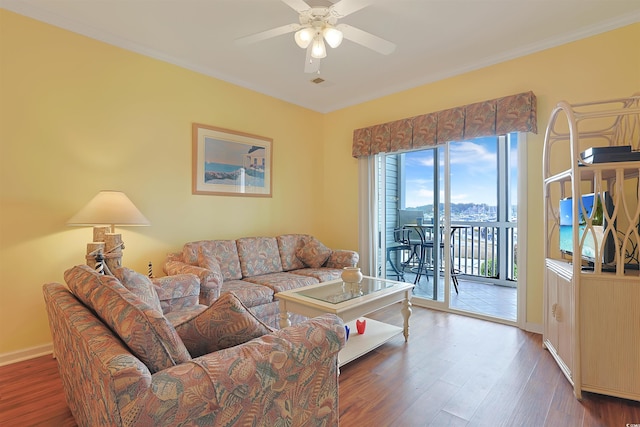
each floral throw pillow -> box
[197,246,225,286]
[296,237,332,268]
[113,267,163,313]
[65,265,191,373]
[173,292,273,357]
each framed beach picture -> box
[192,123,272,197]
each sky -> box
[403,135,518,208]
[205,137,255,165]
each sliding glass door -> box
[376,134,520,322]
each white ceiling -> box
[3,0,640,113]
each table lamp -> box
[67,191,150,274]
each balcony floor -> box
[399,271,517,322]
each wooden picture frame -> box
[192,123,272,197]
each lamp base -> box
[85,227,124,274]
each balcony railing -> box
[384,221,518,288]
[451,222,517,286]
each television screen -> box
[559,193,615,265]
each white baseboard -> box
[0,343,53,367]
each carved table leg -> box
[278,302,291,329]
[401,291,412,342]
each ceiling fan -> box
[236,0,396,73]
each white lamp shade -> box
[67,191,150,229]
[323,27,343,48]
[294,27,314,48]
[311,36,327,59]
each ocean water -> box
[559,225,598,259]
[204,162,265,187]
[205,162,240,173]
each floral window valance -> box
[352,91,537,158]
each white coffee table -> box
[276,276,413,366]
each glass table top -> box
[295,277,401,305]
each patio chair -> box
[411,225,459,294]
[386,227,414,281]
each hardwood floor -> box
[341,304,640,426]
[1,305,639,426]
[0,353,76,426]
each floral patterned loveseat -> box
[43,265,345,427]
[164,234,359,327]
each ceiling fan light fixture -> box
[323,26,343,49]
[311,36,327,59]
[294,27,315,49]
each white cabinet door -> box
[544,262,574,381]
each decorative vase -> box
[342,267,363,284]
[356,319,367,334]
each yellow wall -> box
[0,10,328,356]
[1,8,638,357]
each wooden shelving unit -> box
[542,95,640,401]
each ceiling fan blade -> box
[236,23,299,45]
[330,0,377,18]
[281,0,311,14]
[337,24,396,55]
[304,46,321,73]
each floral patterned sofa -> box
[43,265,345,427]
[164,234,359,328]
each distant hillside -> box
[409,203,495,215]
